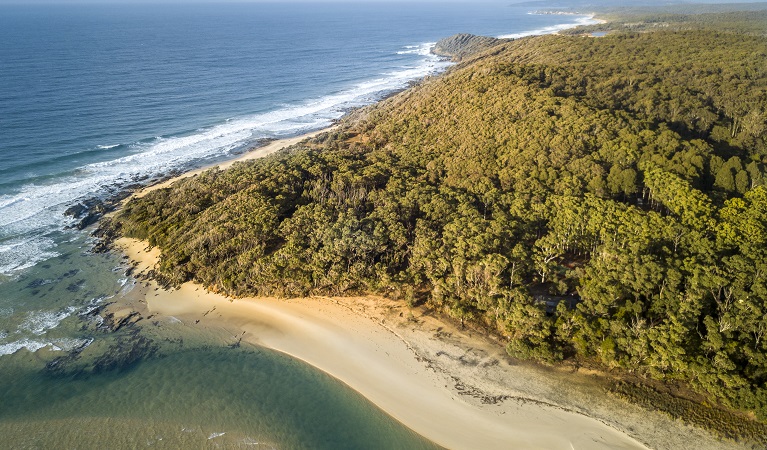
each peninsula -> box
[100,8,767,449]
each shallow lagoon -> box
[0,322,440,449]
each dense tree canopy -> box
[109,18,767,425]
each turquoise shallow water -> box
[0,335,441,449]
[0,225,441,448]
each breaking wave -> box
[0,45,450,277]
[498,14,600,39]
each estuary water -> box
[0,2,596,447]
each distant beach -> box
[129,127,336,200]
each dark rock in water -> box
[44,339,92,375]
[64,198,111,230]
[91,332,158,374]
[26,278,51,289]
[79,303,110,330]
[64,203,88,218]
[45,332,158,377]
[46,304,155,377]
[65,184,139,231]
[62,269,80,278]
[78,302,143,333]
[111,310,142,331]
[432,33,504,61]
[99,306,143,333]
[66,279,86,292]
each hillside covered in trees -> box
[106,13,767,433]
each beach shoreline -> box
[100,40,743,450]
[114,237,651,450]
[129,126,336,201]
[112,228,747,450]
[98,122,650,449]
[113,231,756,449]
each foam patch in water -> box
[0,336,92,356]
[20,307,78,336]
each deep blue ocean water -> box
[0,2,596,447]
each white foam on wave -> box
[79,296,109,317]
[0,40,450,277]
[0,236,59,275]
[0,336,92,356]
[498,14,599,39]
[55,337,93,351]
[0,338,50,355]
[20,306,78,335]
[397,42,435,56]
[0,295,111,358]
[97,144,120,150]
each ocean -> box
[0,2,596,447]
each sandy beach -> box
[116,238,642,450]
[131,127,334,199]
[112,233,747,450]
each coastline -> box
[115,238,647,450]
[130,126,335,200]
[100,27,751,450]
[113,235,747,450]
[95,17,754,450]
[5,3,766,447]
[129,9,598,203]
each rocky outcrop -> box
[431,34,504,61]
[46,304,153,377]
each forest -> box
[105,12,767,431]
